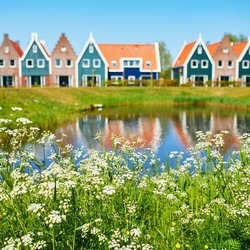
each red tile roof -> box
[10,40,23,57]
[207,42,220,57]
[233,41,248,57]
[98,44,158,70]
[173,41,196,67]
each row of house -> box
[172,34,250,86]
[0,33,161,87]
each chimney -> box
[4,34,9,40]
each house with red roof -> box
[0,34,23,87]
[207,35,238,85]
[172,34,214,86]
[20,33,51,87]
[51,33,77,87]
[76,33,161,87]
[99,42,161,84]
[236,37,250,86]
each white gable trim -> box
[236,39,250,64]
[76,33,109,79]
[20,33,51,75]
[154,42,161,72]
[172,40,187,68]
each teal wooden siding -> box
[78,43,106,86]
[22,41,50,76]
[173,67,183,83]
[238,46,250,78]
[186,44,212,81]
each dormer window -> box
[112,60,117,67]
[146,61,151,68]
[89,45,94,53]
[61,46,67,52]
[32,45,38,53]
[4,46,9,53]
[197,46,202,55]
[223,48,229,54]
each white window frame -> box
[146,60,151,68]
[4,46,9,53]
[191,60,199,69]
[32,45,38,53]
[61,46,67,52]
[82,59,90,68]
[223,48,229,54]
[93,59,101,68]
[201,60,208,69]
[55,59,62,68]
[227,60,234,69]
[26,59,34,68]
[9,59,16,68]
[242,60,249,69]
[217,60,224,68]
[197,46,202,55]
[0,59,5,68]
[66,59,73,68]
[89,45,94,53]
[37,59,45,68]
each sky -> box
[0,0,249,60]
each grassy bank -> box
[0,126,249,249]
[1,87,250,128]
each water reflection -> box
[54,107,250,162]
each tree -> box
[224,33,248,43]
[158,41,172,79]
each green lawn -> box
[0,87,250,128]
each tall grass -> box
[0,118,249,249]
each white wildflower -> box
[11,107,23,111]
[16,117,32,125]
[102,185,116,195]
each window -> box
[124,60,128,66]
[32,45,38,53]
[10,59,15,67]
[228,60,233,68]
[89,45,94,53]
[217,60,223,68]
[66,59,72,67]
[197,46,202,55]
[135,60,140,66]
[93,59,101,68]
[55,59,61,68]
[146,61,151,68]
[4,46,9,53]
[191,60,198,68]
[26,59,34,68]
[61,46,67,52]
[0,59,4,67]
[112,60,117,67]
[37,59,45,68]
[201,60,208,68]
[223,48,229,54]
[242,60,249,69]
[82,59,90,68]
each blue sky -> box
[0,0,249,60]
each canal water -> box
[53,106,250,164]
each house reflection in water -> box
[54,109,250,155]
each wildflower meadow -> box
[0,111,249,249]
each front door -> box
[246,76,250,87]
[3,76,13,87]
[195,76,204,86]
[31,76,41,86]
[59,76,69,87]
